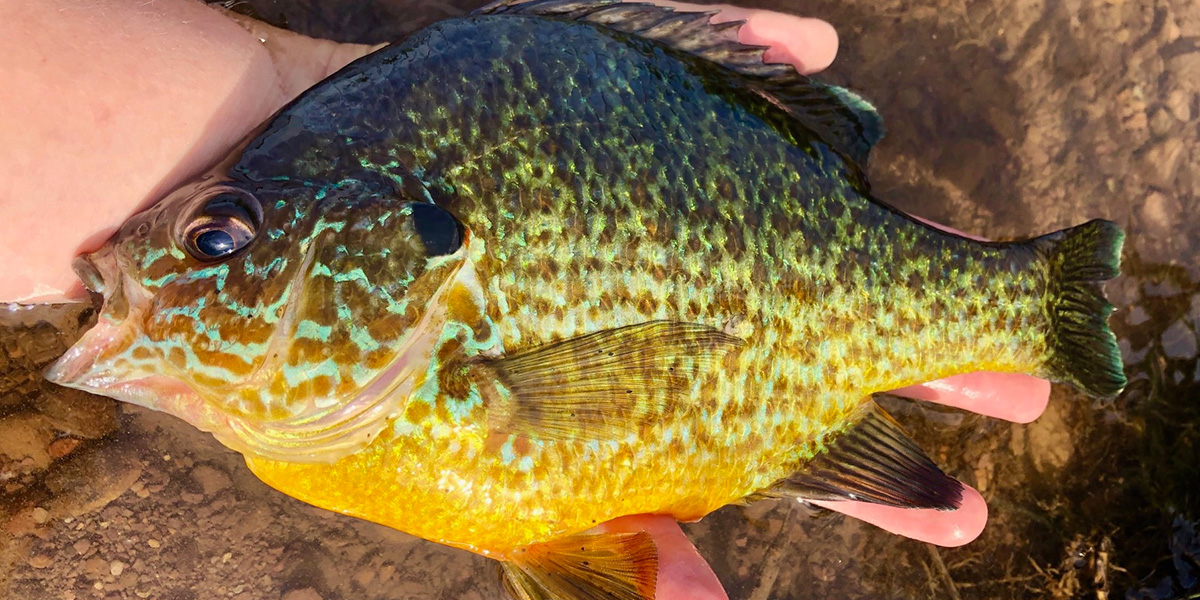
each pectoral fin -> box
[500,530,658,600]
[749,401,964,509]
[465,321,742,441]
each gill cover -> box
[48,176,475,464]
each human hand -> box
[0,2,1049,599]
[0,0,378,303]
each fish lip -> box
[72,255,106,295]
[44,314,125,387]
[46,245,133,388]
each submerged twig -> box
[926,544,963,600]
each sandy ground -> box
[2,0,1199,598]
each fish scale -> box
[47,2,1124,598]
[233,15,1047,553]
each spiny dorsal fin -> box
[476,0,884,167]
[465,321,742,441]
[500,530,658,600]
[747,401,963,509]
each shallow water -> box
[2,0,1198,599]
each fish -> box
[45,1,1127,598]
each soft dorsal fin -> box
[476,0,884,167]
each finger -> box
[889,372,1052,423]
[813,483,988,547]
[597,514,729,600]
[908,213,988,241]
[218,9,382,100]
[650,2,839,73]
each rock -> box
[1167,89,1194,122]
[31,507,49,524]
[1137,190,1176,232]
[1162,319,1199,359]
[352,565,376,588]
[191,465,232,496]
[48,437,83,460]
[1024,397,1074,473]
[0,412,57,471]
[38,390,118,439]
[1142,139,1186,189]
[74,538,92,556]
[110,560,125,576]
[28,554,54,569]
[82,556,109,579]
[281,587,324,600]
[42,440,143,518]
[1149,106,1176,137]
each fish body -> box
[47,1,1125,597]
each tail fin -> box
[1033,219,1126,399]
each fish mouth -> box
[45,245,135,388]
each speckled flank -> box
[52,6,1079,565]
[221,15,1051,556]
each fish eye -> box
[179,189,262,262]
[407,203,462,256]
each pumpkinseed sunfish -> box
[46,1,1126,598]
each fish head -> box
[47,175,471,463]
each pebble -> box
[1142,139,1186,189]
[281,587,324,600]
[1167,89,1194,122]
[147,539,161,549]
[81,556,108,580]
[110,560,126,576]
[48,437,83,460]
[74,538,92,556]
[352,565,376,588]
[191,465,232,496]
[1162,320,1199,359]
[0,412,57,471]
[28,554,54,569]
[1148,106,1175,137]
[38,391,118,439]
[31,507,49,524]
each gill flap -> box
[477,0,884,168]
[462,321,742,441]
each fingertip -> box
[890,372,1052,423]
[813,484,988,547]
[597,515,729,600]
[737,15,839,74]
[656,3,839,74]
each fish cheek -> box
[137,267,280,411]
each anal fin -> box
[753,402,963,510]
[500,531,658,600]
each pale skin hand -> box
[0,1,1049,598]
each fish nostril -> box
[72,255,106,295]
